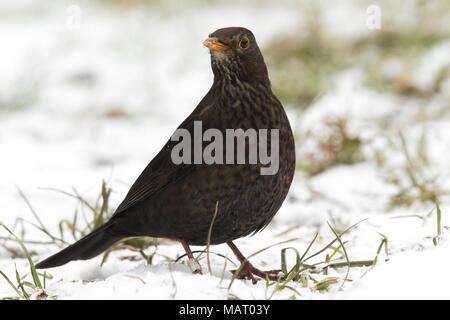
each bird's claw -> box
[230,262,283,284]
[187,258,203,274]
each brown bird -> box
[35,27,296,283]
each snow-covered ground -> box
[1,0,449,300]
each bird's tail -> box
[35,222,123,269]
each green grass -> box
[433,201,443,246]
[206,201,220,275]
[264,1,450,179]
[265,2,450,109]
[224,218,379,299]
[35,181,160,258]
[265,11,348,110]
[385,131,444,208]
[298,117,365,176]
[0,223,51,300]
[261,219,384,298]
[0,180,161,299]
[0,83,39,113]
[1,177,444,299]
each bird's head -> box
[203,27,269,86]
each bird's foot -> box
[187,258,203,274]
[231,262,282,284]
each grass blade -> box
[303,219,366,263]
[0,270,24,299]
[206,201,219,276]
[327,222,350,289]
[1,223,42,289]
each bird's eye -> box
[238,37,250,50]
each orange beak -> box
[203,38,230,51]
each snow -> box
[1,0,450,300]
[341,239,450,300]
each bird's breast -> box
[214,81,283,131]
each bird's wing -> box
[113,89,216,216]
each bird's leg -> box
[227,241,282,284]
[180,239,202,274]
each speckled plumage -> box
[36,27,295,274]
